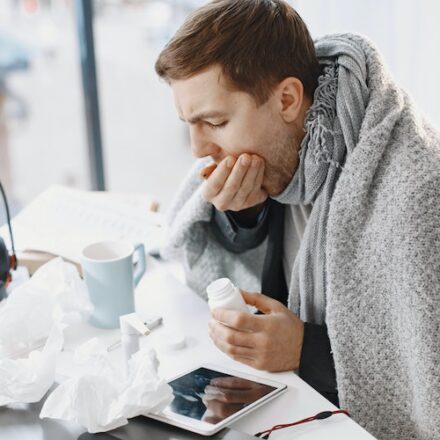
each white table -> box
[58,258,375,440]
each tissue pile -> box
[0,257,92,359]
[0,257,92,404]
[0,257,173,433]
[40,338,173,432]
[0,323,64,406]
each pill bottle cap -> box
[206,278,234,299]
[162,332,186,351]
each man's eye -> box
[207,121,227,129]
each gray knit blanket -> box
[162,34,440,440]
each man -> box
[154,1,440,439]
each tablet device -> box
[145,364,287,436]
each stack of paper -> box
[0,185,165,263]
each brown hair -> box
[155,0,321,104]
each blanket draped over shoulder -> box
[162,34,440,440]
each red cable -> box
[256,409,350,438]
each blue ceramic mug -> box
[81,240,146,329]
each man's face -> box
[170,65,301,196]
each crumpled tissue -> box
[40,338,174,433]
[0,323,64,406]
[0,257,92,359]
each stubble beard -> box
[263,129,301,197]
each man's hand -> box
[200,154,268,212]
[208,291,304,372]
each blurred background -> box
[0,0,439,221]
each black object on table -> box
[0,389,255,440]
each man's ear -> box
[277,77,304,123]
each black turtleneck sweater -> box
[210,199,339,407]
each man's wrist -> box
[292,320,305,370]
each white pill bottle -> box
[206,278,249,313]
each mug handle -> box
[133,243,146,286]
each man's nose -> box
[189,126,221,159]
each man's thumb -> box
[240,290,277,314]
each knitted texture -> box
[161,158,267,297]
[325,36,440,439]
[162,34,440,439]
[272,34,372,326]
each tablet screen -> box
[167,367,277,425]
